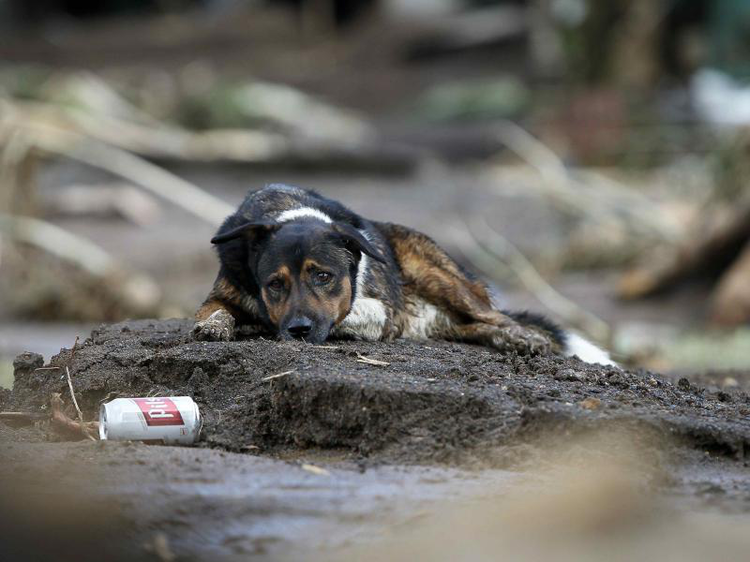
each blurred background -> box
[1,0,750,389]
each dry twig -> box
[0,212,115,277]
[23,124,234,227]
[261,370,295,382]
[451,217,611,344]
[301,463,331,476]
[49,393,98,441]
[65,367,84,424]
[0,411,47,427]
[355,353,390,366]
[493,120,681,241]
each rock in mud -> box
[4,319,750,464]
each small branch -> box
[355,353,390,366]
[22,123,235,227]
[69,335,80,364]
[452,217,611,344]
[0,213,161,313]
[493,120,681,241]
[261,370,295,382]
[65,367,84,425]
[0,411,47,427]
[301,463,330,476]
[65,335,84,423]
[49,393,97,441]
[0,212,115,277]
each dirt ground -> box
[1,319,749,560]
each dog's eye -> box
[314,271,333,284]
[267,279,284,292]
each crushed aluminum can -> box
[99,396,202,444]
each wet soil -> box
[5,319,750,463]
[2,319,750,561]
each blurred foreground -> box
[3,423,748,561]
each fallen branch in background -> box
[0,212,115,276]
[452,216,611,345]
[619,196,750,299]
[19,120,235,227]
[619,192,750,326]
[0,212,162,316]
[44,183,162,226]
[3,95,408,229]
[492,120,683,242]
[3,90,417,175]
[711,241,750,325]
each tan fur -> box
[195,279,247,321]
[378,223,551,354]
[195,299,229,322]
[261,266,292,326]
[380,224,512,329]
[251,262,353,332]
[334,276,353,323]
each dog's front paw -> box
[493,324,551,356]
[193,309,235,341]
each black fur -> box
[201,184,571,354]
[504,310,567,347]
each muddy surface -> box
[1,438,527,561]
[5,319,750,462]
[2,319,750,560]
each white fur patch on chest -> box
[402,298,452,340]
[332,297,387,341]
[331,228,386,340]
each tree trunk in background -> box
[609,0,663,90]
[0,131,38,218]
[711,241,750,326]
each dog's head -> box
[212,218,385,343]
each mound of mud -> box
[4,319,750,463]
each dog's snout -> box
[287,316,313,339]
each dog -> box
[194,184,614,365]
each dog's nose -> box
[287,317,313,339]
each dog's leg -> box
[193,278,262,341]
[378,222,552,355]
[445,321,554,355]
[194,299,236,342]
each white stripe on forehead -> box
[276,207,333,224]
[274,205,371,298]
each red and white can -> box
[99,396,202,444]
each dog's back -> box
[231,184,364,228]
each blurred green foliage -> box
[0,361,12,390]
[412,76,530,122]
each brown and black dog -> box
[194,184,614,364]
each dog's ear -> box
[333,223,387,264]
[211,220,280,244]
